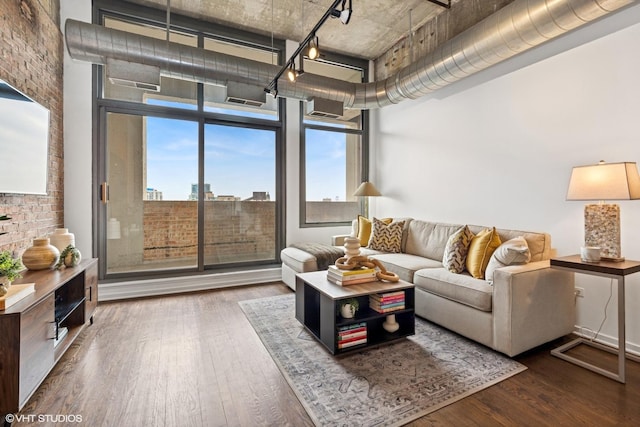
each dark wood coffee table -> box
[295,270,415,355]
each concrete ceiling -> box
[122,0,457,60]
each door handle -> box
[100,182,109,204]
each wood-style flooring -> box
[15,283,640,426]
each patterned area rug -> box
[239,294,527,427]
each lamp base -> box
[584,204,621,260]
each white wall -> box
[373,4,640,352]
[61,1,93,258]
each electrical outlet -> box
[575,287,585,298]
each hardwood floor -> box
[14,283,640,426]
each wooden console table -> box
[0,258,98,419]
[550,255,640,383]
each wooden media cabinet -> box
[0,259,98,419]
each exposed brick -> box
[0,0,63,256]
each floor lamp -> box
[353,181,381,218]
[566,161,640,261]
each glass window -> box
[301,58,367,225]
[96,6,284,280]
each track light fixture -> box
[265,0,351,95]
[308,36,319,60]
[330,0,352,25]
[286,63,297,82]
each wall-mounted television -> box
[0,79,50,195]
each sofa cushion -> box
[466,227,502,279]
[485,237,531,283]
[468,225,550,262]
[368,218,404,253]
[414,267,493,312]
[405,220,463,260]
[280,247,320,273]
[442,225,474,273]
[370,253,443,283]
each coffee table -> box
[295,270,415,355]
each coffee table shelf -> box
[295,271,415,355]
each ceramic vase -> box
[382,314,400,333]
[0,276,10,297]
[22,238,60,270]
[49,228,75,253]
[340,303,355,319]
[344,237,361,259]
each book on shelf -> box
[370,290,405,300]
[369,300,405,308]
[338,331,367,342]
[338,322,366,332]
[0,283,35,310]
[328,265,376,276]
[338,337,367,349]
[338,326,366,336]
[370,304,405,313]
[370,294,405,304]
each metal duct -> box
[65,0,634,110]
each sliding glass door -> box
[104,112,199,274]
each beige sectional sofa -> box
[281,218,576,357]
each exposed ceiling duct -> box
[65,0,634,110]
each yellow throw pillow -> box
[357,215,391,247]
[465,227,502,279]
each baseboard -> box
[98,267,283,301]
[573,326,640,358]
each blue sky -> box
[145,116,347,201]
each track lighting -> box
[330,0,352,25]
[308,36,319,60]
[266,0,351,94]
[286,63,297,82]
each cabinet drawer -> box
[19,294,55,407]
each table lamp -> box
[353,181,381,218]
[566,161,640,261]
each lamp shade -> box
[353,181,381,197]
[566,162,640,201]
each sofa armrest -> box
[492,260,576,356]
[331,234,351,246]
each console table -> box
[0,259,98,418]
[550,255,640,383]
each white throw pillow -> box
[485,236,531,283]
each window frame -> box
[299,53,370,228]
[93,0,287,281]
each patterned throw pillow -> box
[357,215,392,247]
[368,218,405,253]
[466,227,502,279]
[442,225,475,273]
[485,236,531,283]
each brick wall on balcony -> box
[0,0,63,255]
[142,201,276,263]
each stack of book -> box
[337,322,367,349]
[327,265,377,286]
[369,290,405,313]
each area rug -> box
[239,294,526,427]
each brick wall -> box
[0,0,63,255]
[140,201,276,264]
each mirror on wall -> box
[0,79,50,195]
